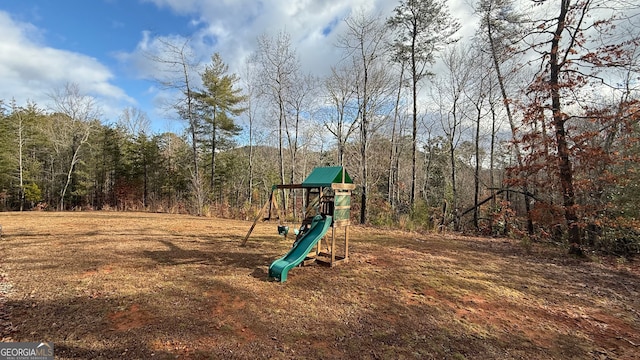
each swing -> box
[277,224,289,236]
[277,187,317,241]
[275,189,294,240]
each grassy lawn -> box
[0,211,639,359]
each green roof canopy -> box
[302,166,352,188]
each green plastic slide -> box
[268,215,332,282]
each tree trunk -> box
[549,0,581,253]
[449,136,457,230]
[143,154,148,208]
[389,62,404,207]
[180,51,202,216]
[489,102,497,229]
[360,113,368,224]
[248,111,254,205]
[486,12,534,235]
[211,110,217,192]
[278,92,287,213]
[474,105,481,230]
[17,111,25,211]
[360,70,369,225]
[60,137,82,210]
[410,33,418,207]
[360,54,370,225]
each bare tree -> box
[253,31,300,190]
[284,72,319,219]
[322,64,359,166]
[285,72,317,186]
[146,37,204,215]
[388,60,408,207]
[240,59,262,204]
[118,106,151,137]
[388,0,460,206]
[338,10,393,224]
[463,47,493,230]
[476,0,534,234]
[48,83,100,210]
[431,46,473,228]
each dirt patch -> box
[0,211,639,359]
[107,304,154,331]
[207,288,256,342]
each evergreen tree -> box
[196,53,245,197]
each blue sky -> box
[2,1,190,55]
[0,0,476,134]
[0,1,194,131]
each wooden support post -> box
[270,191,281,222]
[241,190,274,246]
[344,225,349,262]
[331,226,336,266]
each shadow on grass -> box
[4,249,624,360]
[250,267,270,281]
[4,281,278,359]
[142,239,276,271]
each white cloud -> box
[127,0,477,78]
[0,11,134,116]
[120,0,479,132]
[126,1,386,76]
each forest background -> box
[0,0,638,256]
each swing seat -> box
[277,225,289,236]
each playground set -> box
[242,166,355,282]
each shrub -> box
[596,225,640,256]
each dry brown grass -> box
[0,211,639,359]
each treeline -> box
[1,0,639,255]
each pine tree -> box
[196,53,245,197]
[387,0,460,206]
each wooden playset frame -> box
[242,166,355,267]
